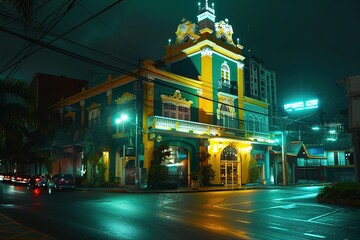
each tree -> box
[97,156,107,187]
[249,158,260,183]
[199,149,210,174]
[0,78,34,150]
[202,164,216,186]
[76,126,111,186]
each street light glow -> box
[312,126,320,131]
[115,114,129,124]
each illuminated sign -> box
[284,99,319,112]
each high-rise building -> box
[244,55,277,128]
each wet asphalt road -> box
[1,183,359,240]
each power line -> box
[0,5,276,121]
[0,0,124,78]
[0,0,82,78]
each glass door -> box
[220,161,238,186]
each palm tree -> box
[0,78,34,150]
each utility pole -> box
[282,131,288,185]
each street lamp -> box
[115,113,142,189]
[272,130,288,186]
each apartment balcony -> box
[218,79,238,95]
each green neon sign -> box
[284,99,319,112]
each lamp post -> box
[116,113,142,188]
[272,130,287,186]
[281,131,288,186]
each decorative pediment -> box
[115,92,137,105]
[87,102,101,111]
[215,19,235,46]
[161,90,193,108]
[175,18,200,44]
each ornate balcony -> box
[147,116,271,142]
[218,79,237,95]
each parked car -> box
[11,174,31,184]
[28,175,56,190]
[27,175,45,189]
[52,174,75,191]
[2,172,15,182]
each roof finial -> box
[205,0,209,8]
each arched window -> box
[219,103,233,128]
[248,115,254,132]
[254,116,260,132]
[221,61,230,80]
[220,145,238,160]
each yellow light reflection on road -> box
[158,212,252,240]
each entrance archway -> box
[220,145,239,186]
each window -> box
[248,115,262,133]
[254,116,260,132]
[161,90,193,121]
[87,103,101,128]
[163,103,190,120]
[89,109,100,127]
[217,95,236,128]
[221,62,230,80]
[63,111,75,127]
[248,115,254,132]
[219,104,233,127]
[163,103,177,118]
[178,106,190,120]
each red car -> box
[27,175,45,189]
[52,174,75,191]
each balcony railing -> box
[147,116,271,142]
[148,116,220,136]
[218,79,238,95]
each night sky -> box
[1,0,359,121]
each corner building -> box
[53,1,275,187]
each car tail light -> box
[35,178,41,182]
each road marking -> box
[304,233,326,238]
[159,212,253,239]
[307,210,338,222]
[235,219,251,224]
[268,226,288,231]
